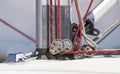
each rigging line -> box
[0,18,36,43]
[57,0,61,39]
[73,0,83,49]
[62,49,120,55]
[83,0,93,21]
[50,0,53,43]
[73,0,94,49]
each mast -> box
[36,0,42,49]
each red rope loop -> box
[73,0,83,49]
[73,0,93,49]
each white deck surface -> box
[0,56,120,74]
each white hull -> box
[0,57,120,74]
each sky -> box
[0,0,36,54]
[0,0,120,55]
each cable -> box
[57,0,61,39]
[0,18,36,43]
[83,0,93,21]
[82,0,97,48]
[73,0,83,49]
[82,23,97,48]
[50,0,53,43]
[62,49,120,55]
[73,0,97,49]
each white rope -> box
[82,23,98,48]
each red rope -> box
[73,0,83,49]
[50,0,53,43]
[0,18,36,43]
[62,49,120,55]
[57,0,61,39]
[73,0,93,49]
[83,0,93,21]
